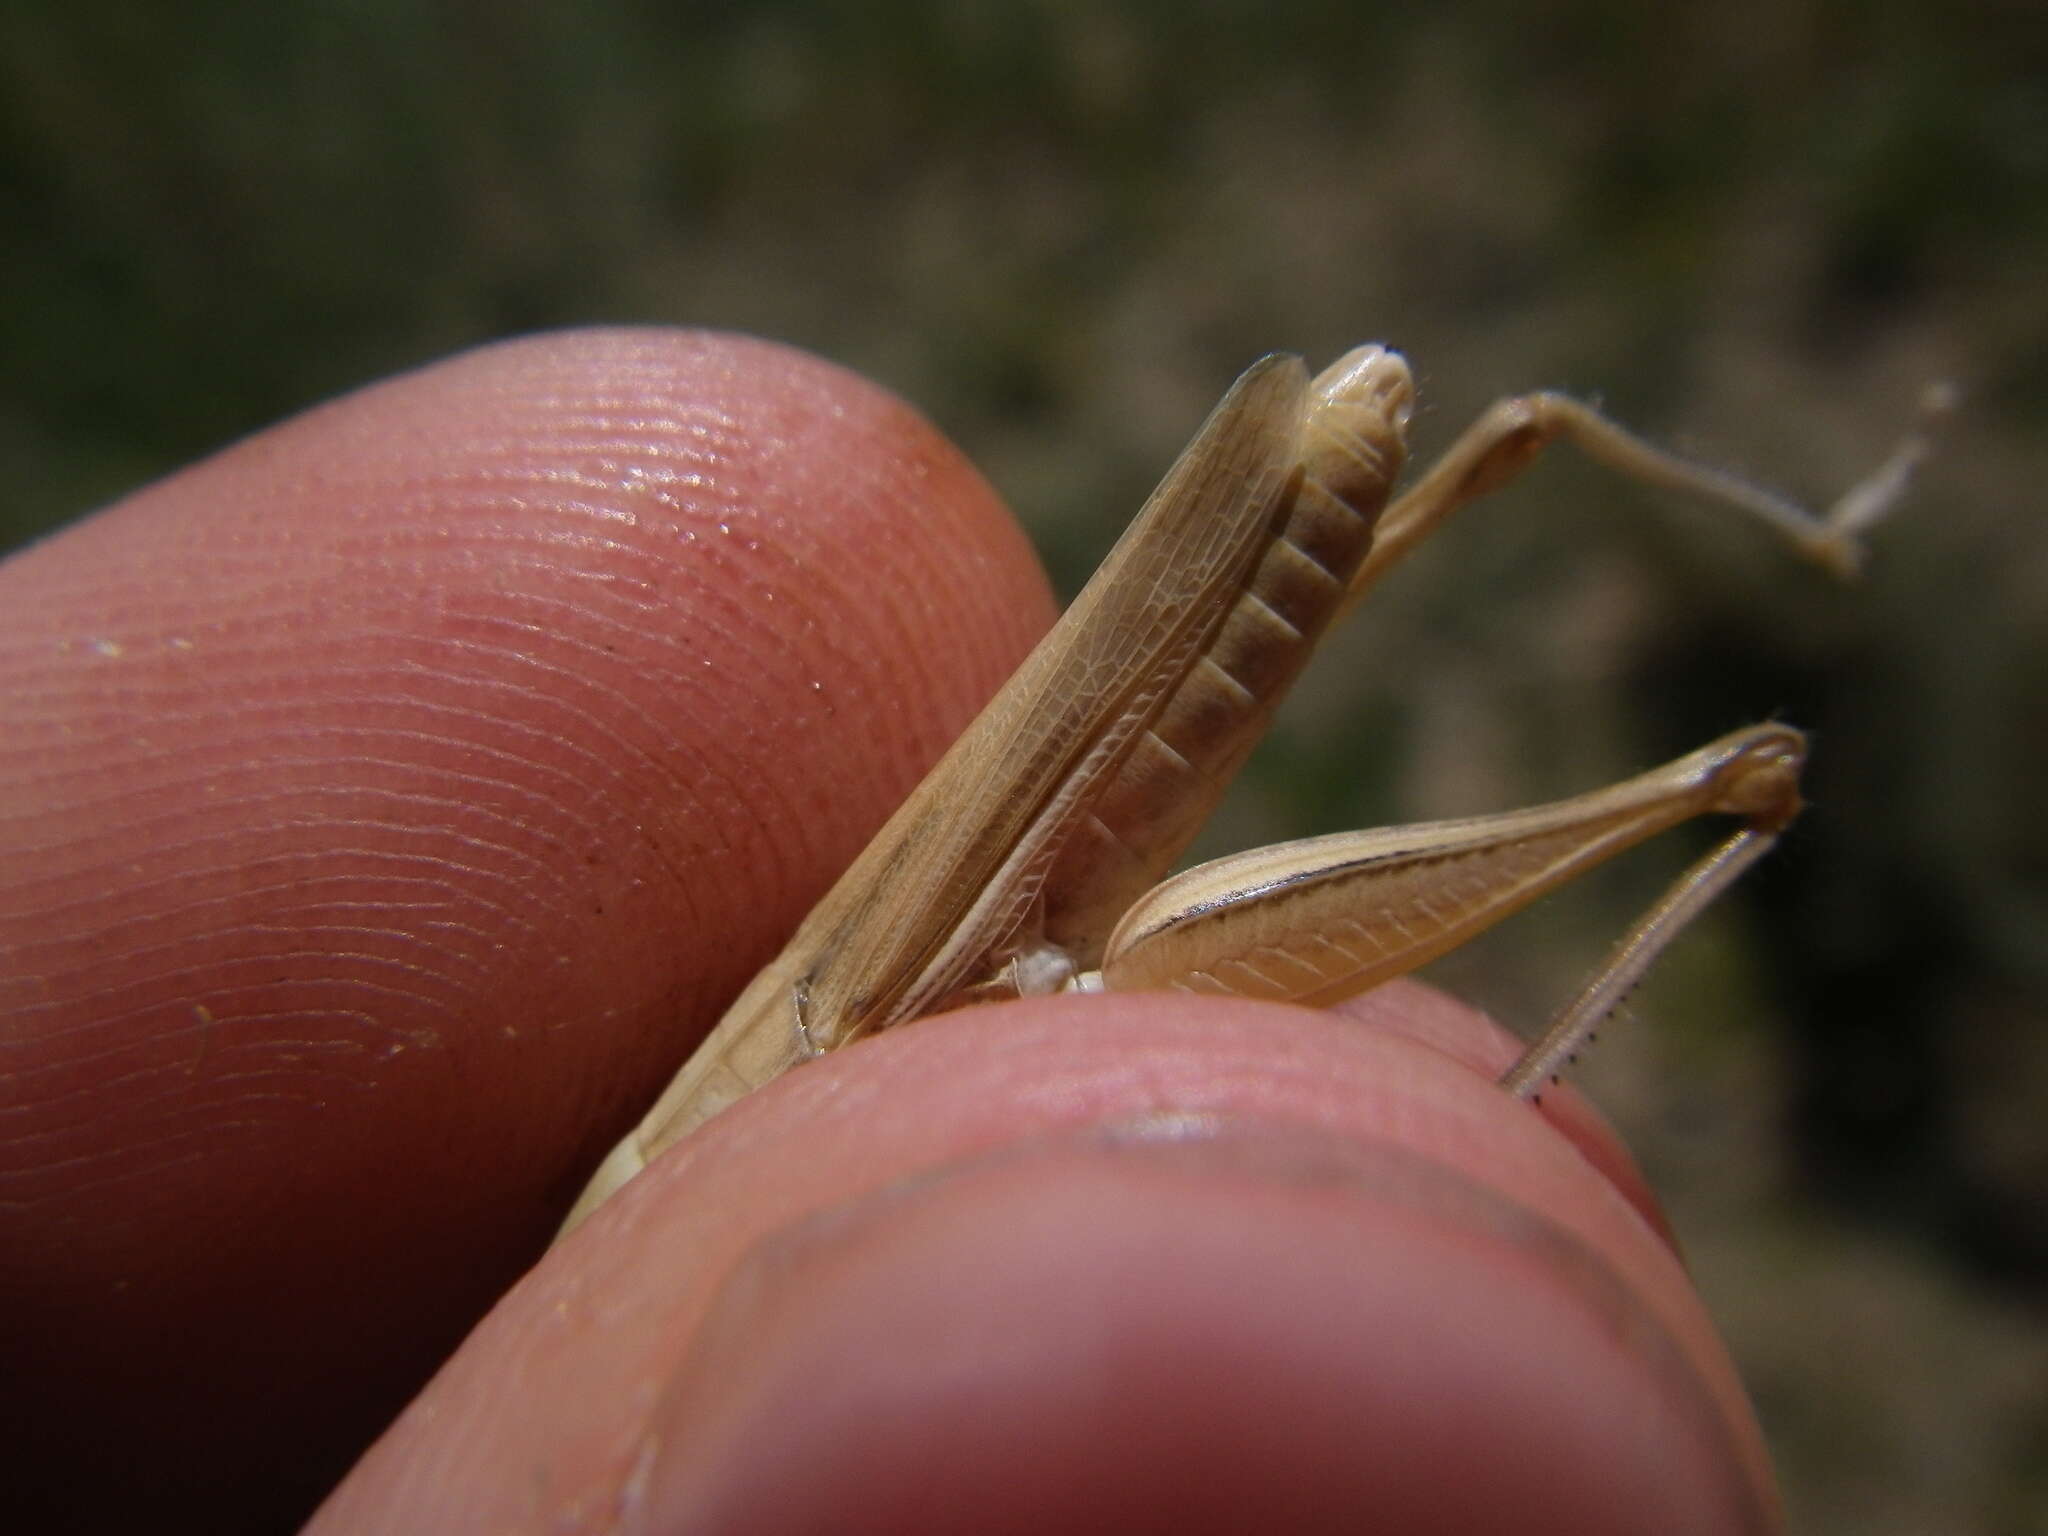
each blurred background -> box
[4,3,2041,1529]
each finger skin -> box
[0,330,1053,1531]
[312,983,1781,1535]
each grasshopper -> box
[559,344,1944,1236]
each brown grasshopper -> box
[559,344,1944,1236]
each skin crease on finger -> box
[309,985,1780,1536]
[0,329,1055,1531]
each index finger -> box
[0,328,1055,1530]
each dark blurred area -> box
[4,3,2042,1530]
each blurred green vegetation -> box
[4,3,2043,1530]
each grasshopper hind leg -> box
[1091,723,1808,1096]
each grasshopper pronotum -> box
[559,345,1944,1236]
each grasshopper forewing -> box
[559,345,1941,1236]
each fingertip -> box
[0,327,1053,1527]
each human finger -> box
[0,328,1054,1530]
[315,982,1779,1536]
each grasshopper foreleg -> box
[1344,377,1954,609]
